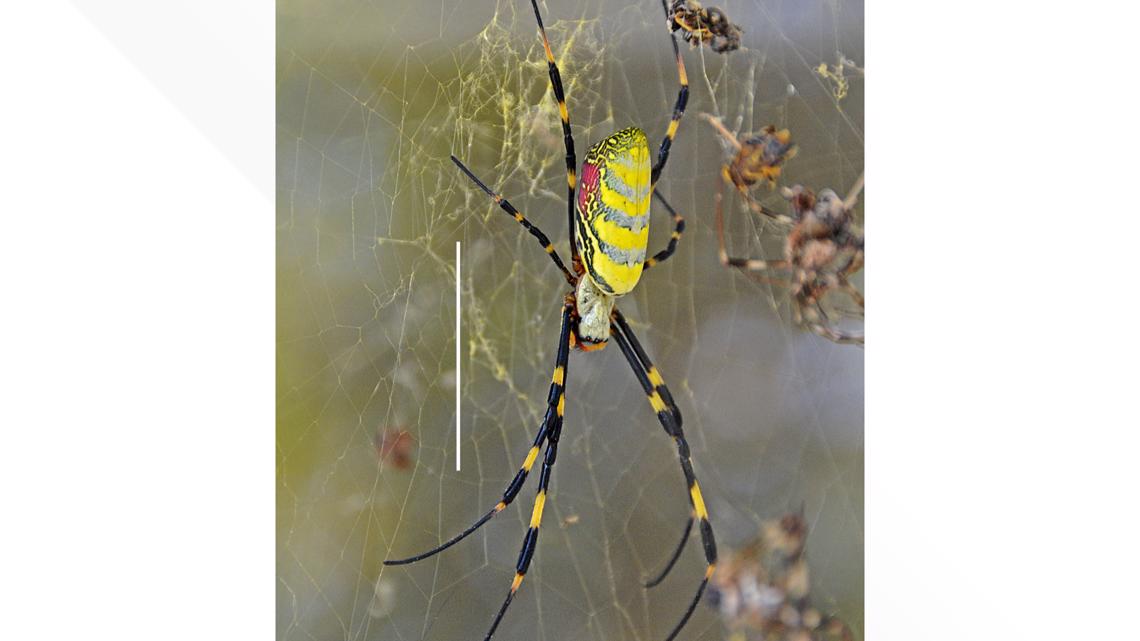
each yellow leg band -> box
[523,446,540,472]
[530,491,547,528]
[690,483,709,520]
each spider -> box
[702,112,798,215]
[669,0,744,54]
[383,2,717,640]
[715,173,865,345]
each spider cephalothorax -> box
[385,3,716,640]
[572,274,615,349]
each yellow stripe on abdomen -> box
[606,154,651,199]
[577,127,652,296]
[590,212,649,251]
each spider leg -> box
[613,306,693,588]
[738,182,795,224]
[699,112,744,152]
[383,303,573,566]
[611,311,717,641]
[843,171,865,211]
[819,267,863,312]
[483,416,565,640]
[643,190,686,271]
[528,0,579,267]
[651,0,690,188]
[643,513,693,588]
[613,309,691,589]
[613,310,682,424]
[819,271,855,300]
[716,176,791,272]
[801,261,864,344]
[483,305,573,639]
[799,294,864,345]
[838,279,864,309]
[451,155,575,286]
[842,245,864,278]
[716,163,795,225]
[742,271,794,289]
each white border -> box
[4,2,1140,640]
[4,1,272,639]
[869,2,1140,640]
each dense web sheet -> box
[277,1,863,639]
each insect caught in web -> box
[383,2,717,640]
[669,0,744,54]
[716,174,865,345]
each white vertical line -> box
[455,241,461,472]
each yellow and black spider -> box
[383,2,717,640]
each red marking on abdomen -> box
[578,161,600,214]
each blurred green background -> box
[277,0,863,639]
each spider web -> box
[277,1,863,639]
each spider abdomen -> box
[575,127,651,296]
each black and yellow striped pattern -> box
[528,0,689,274]
[650,0,690,189]
[383,304,572,573]
[611,310,717,641]
[529,0,579,266]
[483,302,572,641]
[643,190,686,271]
[576,127,652,295]
[450,155,575,285]
[642,0,691,274]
